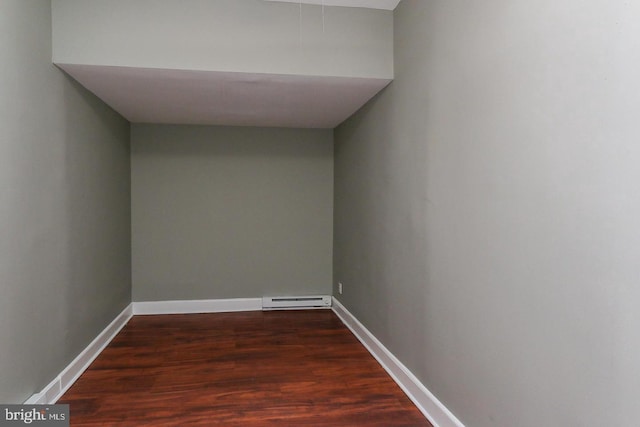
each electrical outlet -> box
[338,282,343,295]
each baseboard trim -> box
[24,304,133,404]
[23,299,261,404]
[133,298,263,315]
[331,297,465,427]
[24,295,459,425]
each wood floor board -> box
[59,310,431,426]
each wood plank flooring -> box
[59,310,432,426]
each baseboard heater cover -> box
[262,295,332,310]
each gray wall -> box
[0,0,131,403]
[52,0,393,79]
[132,125,333,301]
[334,1,640,426]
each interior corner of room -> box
[3,0,640,426]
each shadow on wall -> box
[61,72,131,364]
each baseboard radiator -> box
[262,295,332,310]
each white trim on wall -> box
[132,298,262,316]
[132,298,263,315]
[331,297,465,427]
[23,299,261,405]
[24,304,133,405]
[263,0,402,10]
[24,296,464,427]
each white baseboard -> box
[23,298,260,405]
[331,297,465,427]
[24,304,133,405]
[24,295,461,427]
[133,298,262,315]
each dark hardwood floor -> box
[59,310,432,426]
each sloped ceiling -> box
[54,0,397,129]
[58,64,391,129]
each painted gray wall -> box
[334,1,640,426]
[132,125,333,301]
[0,0,131,404]
[52,0,393,79]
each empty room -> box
[2,0,639,426]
